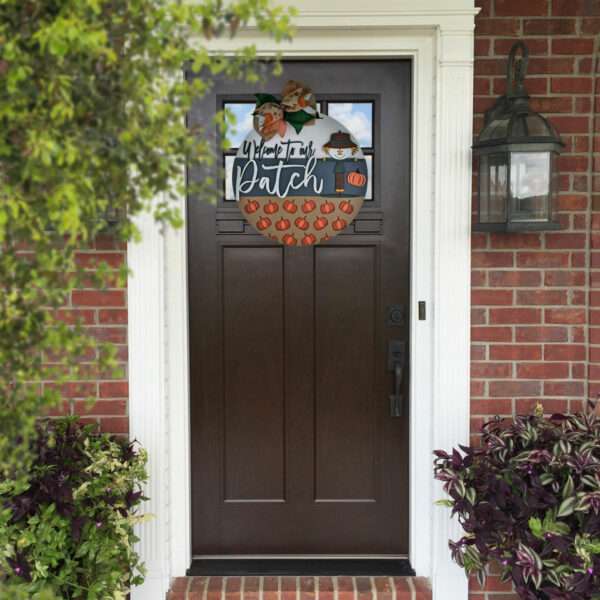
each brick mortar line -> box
[406,578,415,600]
[585,31,600,406]
[388,577,397,600]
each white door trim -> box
[129,3,476,599]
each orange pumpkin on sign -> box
[332,217,347,231]
[282,233,298,246]
[347,170,367,187]
[276,218,291,231]
[339,200,354,215]
[256,216,271,231]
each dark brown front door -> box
[188,61,411,556]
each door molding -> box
[128,2,477,599]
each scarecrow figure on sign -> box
[323,131,363,194]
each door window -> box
[221,99,376,202]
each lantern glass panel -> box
[479,118,510,142]
[479,153,508,223]
[509,151,551,222]
[525,115,550,136]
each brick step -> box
[167,576,431,600]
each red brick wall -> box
[47,234,129,435]
[470,0,599,598]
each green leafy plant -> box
[434,408,600,600]
[0,0,293,475]
[0,417,148,598]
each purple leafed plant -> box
[434,407,600,600]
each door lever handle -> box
[388,340,406,417]
[389,362,404,417]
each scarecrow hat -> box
[323,131,358,149]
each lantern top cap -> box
[473,41,564,153]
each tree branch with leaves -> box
[0,1,294,590]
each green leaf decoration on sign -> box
[255,93,279,107]
[284,109,319,134]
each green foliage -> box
[528,514,570,540]
[0,417,148,598]
[0,0,294,479]
[0,585,56,599]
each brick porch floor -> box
[167,576,432,600]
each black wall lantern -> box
[472,41,564,232]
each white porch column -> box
[128,211,170,600]
[430,25,475,600]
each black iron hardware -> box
[388,340,406,417]
[386,304,405,327]
[472,41,564,232]
[418,301,426,321]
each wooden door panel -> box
[222,246,285,501]
[314,245,377,501]
[188,60,411,556]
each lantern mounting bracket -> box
[506,40,529,99]
[483,41,530,127]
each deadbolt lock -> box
[386,304,405,327]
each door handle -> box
[390,362,404,417]
[388,340,406,417]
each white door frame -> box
[128,3,477,599]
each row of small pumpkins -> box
[238,196,363,246]
[243,197,356,216]
[255,214,349,232]
[279,232,328,246]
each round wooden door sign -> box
[232,81,368,246]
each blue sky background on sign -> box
[328,103,372,147]
[225,103,373,149]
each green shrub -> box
[0,417,148,599]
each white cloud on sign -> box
[328,103,372,148]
